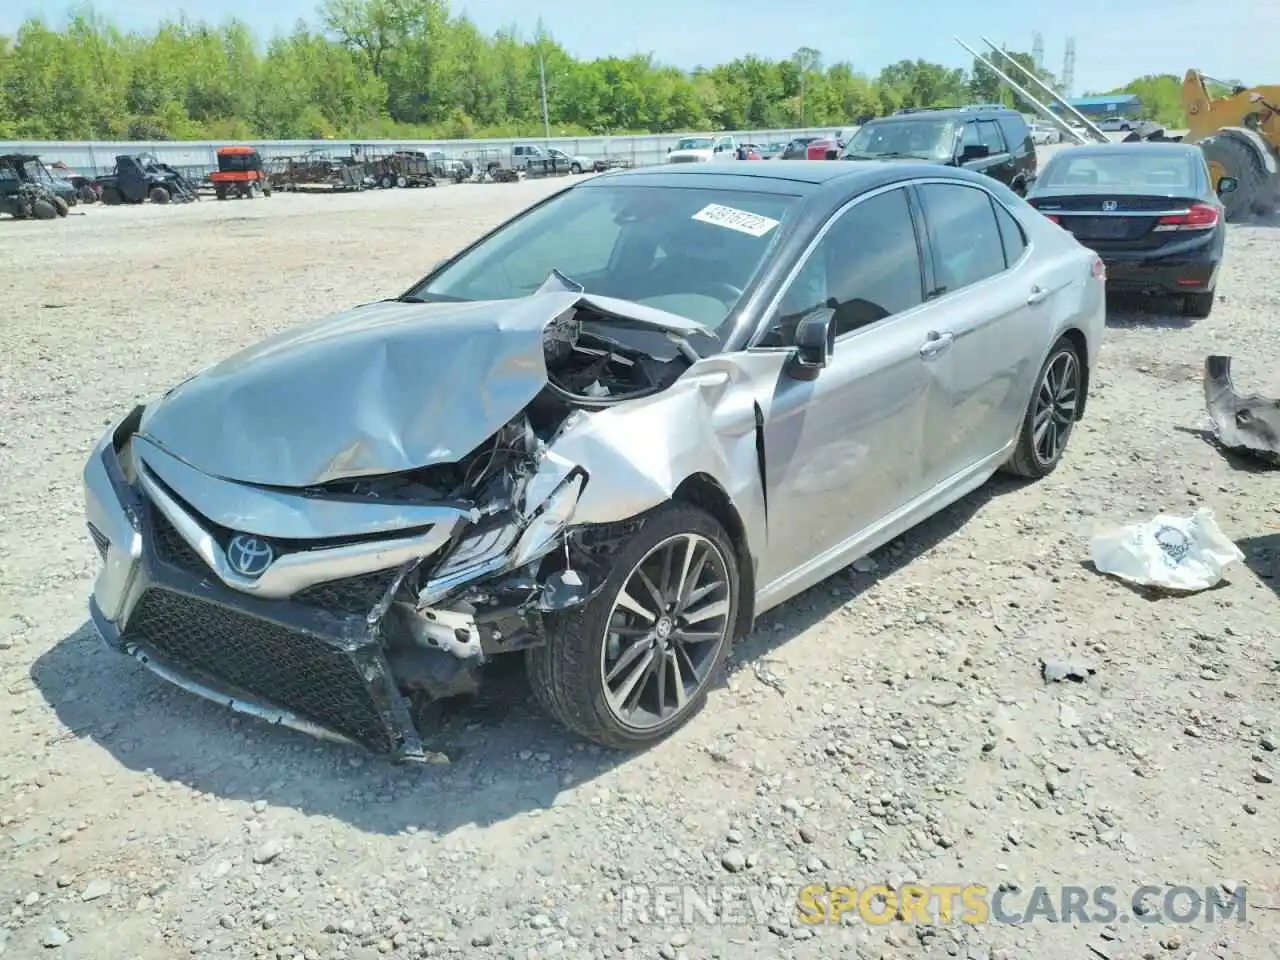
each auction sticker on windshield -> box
[692,203,780,238]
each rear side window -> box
[917,183,1007,294]
[993,202,1028,266]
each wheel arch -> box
[671,473,756,640]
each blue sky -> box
[3,0,1276,95]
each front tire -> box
[52,196,69,217]
[1003,336,1084,479]
[526,503,739,749]
[149,185,170,204]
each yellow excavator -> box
[1181,69,1280,221]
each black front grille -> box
[124,589,394,751]
[151,507,208,574]
[292,570,399,615]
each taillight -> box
[1043,213,1061,224]
[1152,203,1219,232]
[1091,257,1106,281]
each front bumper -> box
[86,433,432,756]
[83,415,587,760]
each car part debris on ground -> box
[1041,658,1096,683]
[1204,355,1280,464]
[1089,507,1244,592]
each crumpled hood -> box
[137,289,708,489]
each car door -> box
[911,180,1044,484]
[752,185,948,587]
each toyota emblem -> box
[1101,200,1118,212]
[226,533,274,578]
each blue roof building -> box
[1049,94,1143,118]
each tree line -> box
[0,1,1192,142]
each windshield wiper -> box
[849,151,931,160]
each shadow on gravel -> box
[29,476,1023,836]
[1105,293,1195,330]
[1172,426,1280,474]
[730,474,1024,670]
[1234,533,1280,600]
[30,624,626,837]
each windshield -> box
[1042,151,1199,191]
[22,160,51,183]
[408,184,798,335]
[843,119,957,161]
[675,138,714,150]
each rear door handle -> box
[919,331,954,359]
[1026,285,1049,305]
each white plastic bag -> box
[1089,507,1244,592]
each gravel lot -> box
[2,168,1279,960]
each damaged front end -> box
[1204,355,1280,465]
[84,283,710,760]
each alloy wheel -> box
[600,533,732,730]
[1033,349,1080,465]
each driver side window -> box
[758,188,925,347]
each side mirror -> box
[959,144,990,162]
[788,307,836,380]
[1217,176,1239,195]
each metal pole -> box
[954,37,1096,145]
[539,52,551,146]
[976,36,1110,143]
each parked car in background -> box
[736,144,765,160]
[779,136,822,159]
[841,107,1038,195]
[546,147,597,174]
[84,160,1103,758]
[1031,124,1061,145]
[806,138,842,160]
[1026,142,1232,318]
[666,135,738,163]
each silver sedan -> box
[83,161,1106,759]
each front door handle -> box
[1026,285,1049,305]
[919,331,954,359]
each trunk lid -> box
[1028,193,1206,250]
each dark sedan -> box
[1026,142,1237,318]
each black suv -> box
[841,107,1038,194]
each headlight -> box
[511,472,586,567]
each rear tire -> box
[100,185,122,205]
[1183,291,1216,318]
[149,185,171,204]
[78,185,97,203]
[525,503,739,750]
[1200,133,1268,221]
[31,199,57,220]
[1003,336,1084,479]
[52,196,69,217]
